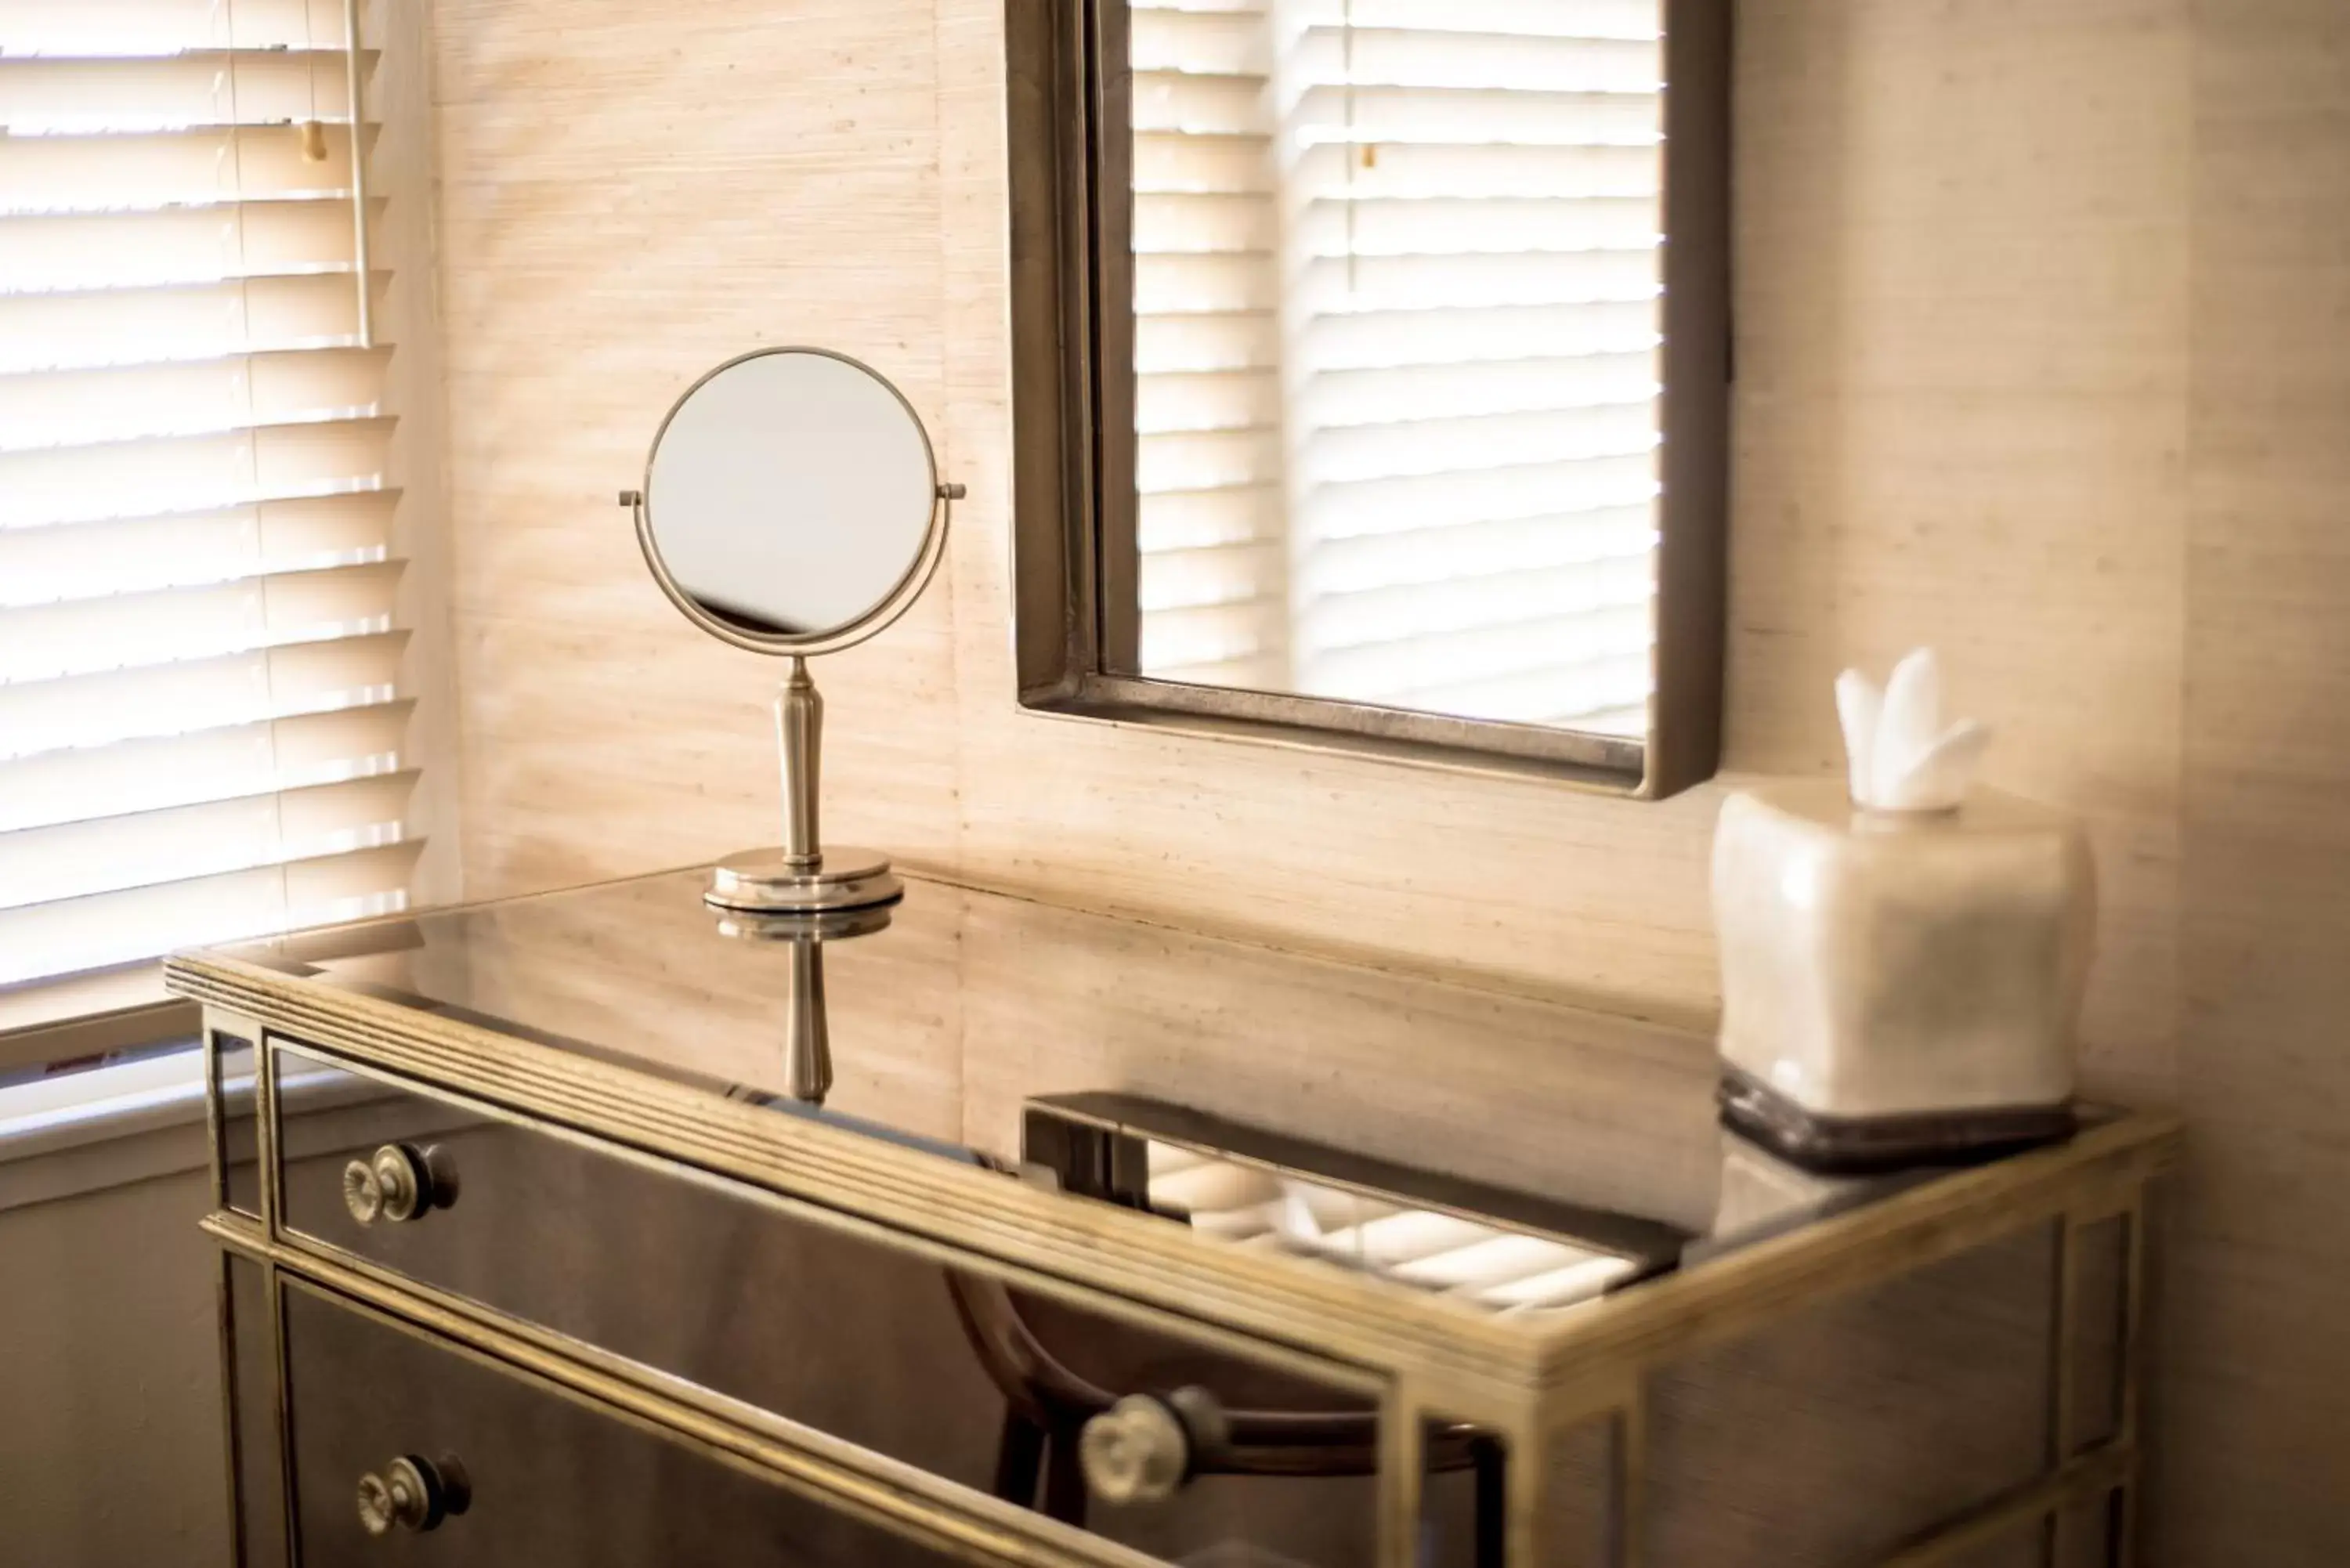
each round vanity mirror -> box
[635,347,945,652]
[621,347,960,916]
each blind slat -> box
[1300,505,1657,598]
[1136,311,1278,375]
[1130,9,1267,75]
[0,771,416,912]
[0,629,406,759]
[1139,540,1285,615]
[0,273,383,374]
[1300,299,1657,374]
[1303,352,1657,428]
[1295,85,1661,146]
[0,0,356,54]
[0,699,412,834]
[1293,251,1655,316]
[0,121,369,214]
[0,346,390,453]
[1136,368,1282,435]
[1133,191,1277,255]
[1285,0,1658,42]
[0,493,396,607]
[0,558,401,682]
[0,840,419,986]
[1132,131,1273,197]
[1135,251,1281,314]
[1132,70,1269,136]
[1303,555,1655,652]
[0,51,370,132]
[1293,195,1661,258]
[1288,141,1658,203]
[1143,653,1286,690]
[1300,404,1656,490]
[1288,28,1658,95]
[1137,428,1282,496]
[0,204,369,292]
[1,416,394,529]
[1137,484,1283,554]
[1301,453,1657,540]
[1305,612,1653,706]
[1367,651,1653,729]
[1137,598,1281,674]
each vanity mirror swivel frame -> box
[1004,0,1732,796]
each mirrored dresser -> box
[174,869,2177,1568]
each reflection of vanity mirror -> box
[1007,1,1730,793]
[623,347,962,912]
[711,900,895,1105]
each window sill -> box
[0,960,199,1075]
[0,1040,207,1211]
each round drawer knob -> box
[356,1454,468,1537]
[1079,1388,1227,1506]
[343,1143,452,1227]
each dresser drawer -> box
[277,1274,965,1566]
[269,1039,1405,1568]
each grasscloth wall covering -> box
[427,1,2348,1561]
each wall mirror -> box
[622,347,960,913]
[1006,0,1730,794]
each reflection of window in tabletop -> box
[1132,0,1665,735]
[1143,1140,1637,1317]
[0,3,418,988]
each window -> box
[0,0,423,998]
[1130,0,1667,735]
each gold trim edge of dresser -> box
[259,1040,1391,1403]
[175,956,2180,1414]
[1876,1439,2135,1568]
[1530,1111,2181,1396]
[175,956,1538,1400]
[206,1212,1173,1568]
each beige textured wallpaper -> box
[425,0,2350,1560]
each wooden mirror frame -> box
[1003,0,1731,797]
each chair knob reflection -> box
[946,1273,1504,1563]
[1079,1389,1225,1505]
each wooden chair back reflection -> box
[943,1270,1505,1564]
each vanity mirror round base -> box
[706,844,902,916]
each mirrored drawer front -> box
[278,1276,963,1567]
[269,1041,1409,1568]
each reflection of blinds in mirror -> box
[1132,0,1664,733]
[0,0,419,986]
[1130,0,1290,690]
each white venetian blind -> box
[0,0,418,989]
[1133,0,1665,734]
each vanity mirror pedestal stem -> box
[779,656,822,868]
[782,932,831,1104]
[704,653,903,916]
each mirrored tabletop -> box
[211,867,2084,1324]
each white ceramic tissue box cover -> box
[1712,780,2095,1122]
